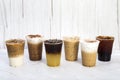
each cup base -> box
[47,64,60,67]
[65,58,77,61]
[98,54,111,61]
[82,64,96,67]
[30,59,42,61]
[98,57,111,61]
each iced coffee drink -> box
[96,36,114,61]
[44,39,62,67]
[26,34,43,61]
[6,39,25,67]
[63,37,79,61]
[81,40,99,67]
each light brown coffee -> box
[6,39,25,58]
[64,41,79,61]
[82,51,96,67]
[64,37,79,61]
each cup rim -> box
[81,39,99,44]
[6,39,25,44]
[26,34,43,39]
[44,39,62,45]
[63,36,79,42]
[96,36,114,40]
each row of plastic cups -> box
[5,35,114,67]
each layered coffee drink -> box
[6,39,25,67]
[96,36,114,61]
[26,34,43,61]
[63,37,79,61]
[44,39,62,67]
[81,39,99,67]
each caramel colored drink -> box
[81,40,99,67]
[44,39,62,67]
[26,35,43,61]
[63,37,79,61]
[6,39,25,67]
[96,36,114,61]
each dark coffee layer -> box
[97,40,114,61]
[45,39,62,44]
[44,39,62,53]
[28,42,43,61]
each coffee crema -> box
[6,39,24,44]
[96,36,114,40]
[27,34,41,38]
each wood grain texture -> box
[0,0,119,50]
[96,0,118,49]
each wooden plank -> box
[118,0,120,49]
[3,0,23,39]
[0,0,119,50]
[21,0,51,39]
[78,0,96,39]
[0,0,10,48]
[50,0,61,39]
[61,0,75,37]
[61,0,96,39]
[96,0,118,49]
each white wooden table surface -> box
[0,49,120,80]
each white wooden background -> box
[0,0,120,50]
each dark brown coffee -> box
[96,36,114,61]
[28,42,43,60]
[26,34,43,61]
[44,39,62,53]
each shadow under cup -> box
[96,36,114,61]
[44,39,62,67]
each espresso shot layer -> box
[44,39,62,53]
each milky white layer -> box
[63,36,79,42]
[81,40,99,53]
[9,56,23,67]
[26,36,43,44]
